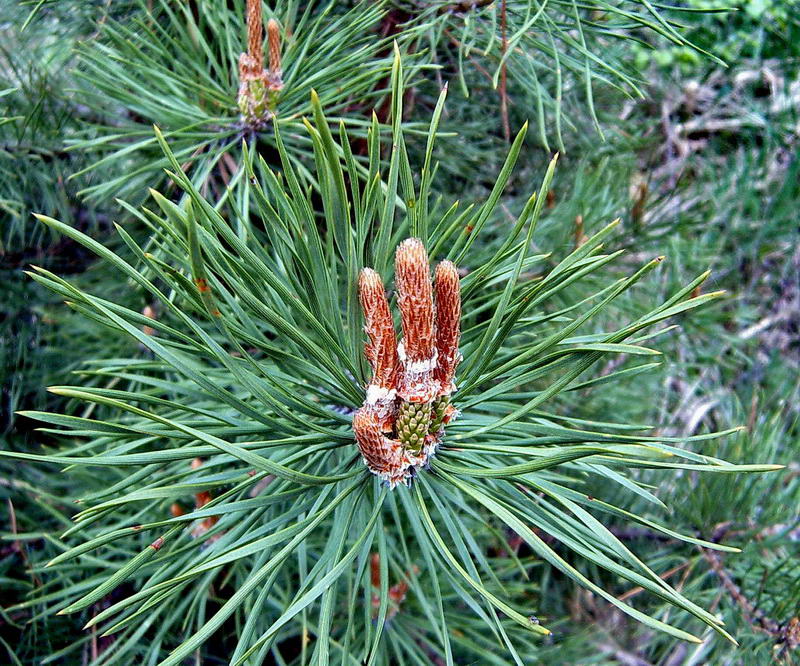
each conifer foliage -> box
[4,52,779,664]
[3,1,796,664]
[68,0,398,205]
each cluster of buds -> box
[353,239,462,488]
[237,0,283,126]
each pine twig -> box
[700,546,780,634]
[701,545,800,657]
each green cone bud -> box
[395,400,431,455]
[429,395,450,436]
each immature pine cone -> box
[395,401,432,455]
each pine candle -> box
[353,239,462,488]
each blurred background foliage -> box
[1,0,798,663]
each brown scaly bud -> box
[433,260,461,395]
[370,553,412,620]
[359,269,397,388]
[246,0,264,70]
[573,214,588,249]
[630,173,648,230]
[266,18,283,92]
[188,460,220,538]
[353,407,410,488]
[359,268,398,431]
[389,579,409,606]
[195,490,212,508]
[395,239,438,402]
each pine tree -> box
[2,1,797,664]
[3,53,780,664]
